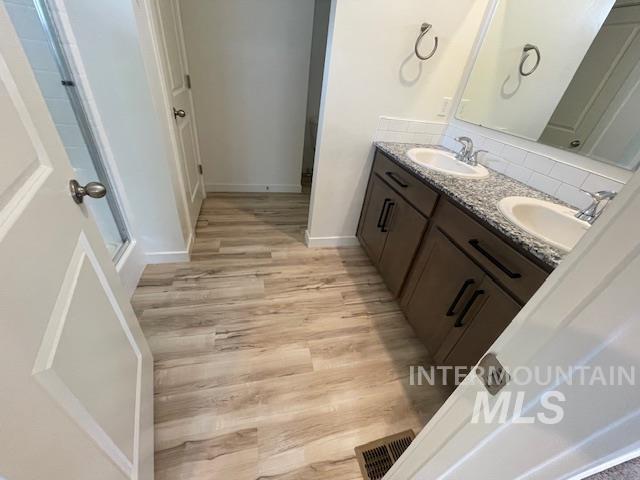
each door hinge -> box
[185,74,192,89]
[476,353,510,395]
[198,165,203,175]
[61,79,75,87]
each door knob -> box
[69,179,107,204]
[173,108,187,119]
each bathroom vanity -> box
[358,143,564,368]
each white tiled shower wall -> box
[373,116,626,210]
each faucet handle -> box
[471,149,488,159]
[592,190,617,201]
[580,189,617,203]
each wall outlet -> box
[458,98,471,116]
[437,97,452,117]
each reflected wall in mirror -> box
[457,0,640,171]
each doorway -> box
[149,0,331,208]
[5,0,130,261]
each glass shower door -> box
[5,0,129,260]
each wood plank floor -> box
[133,191,451,480]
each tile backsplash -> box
[373,116,626,210]
[441,124,625,209]
[373,116,446,145]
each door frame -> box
[387,158,640,477]
[131,0,205,252]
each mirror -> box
[457,0,640,172]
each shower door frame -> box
[33,0,131,262]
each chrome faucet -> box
[468,150,488,167]
[455,137,474,164]
[455,137,486,166]
[575,190,617,224]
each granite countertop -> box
[375,141,567,269]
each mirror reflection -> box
[457,0,640,171]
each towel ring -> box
[415,23,438,61]
[519,43,541,77]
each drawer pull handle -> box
[377,199,391,228]
[469,239,522,279]
[455,289,485,327]
[380,201,395,233]
[386,171,409,188]
[446,279,475,316]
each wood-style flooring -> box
[133,191,451,480]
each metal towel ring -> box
[415,23,438,61]
[519,43,541,76]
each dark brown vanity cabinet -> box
[402,228,522,367]
[358,149,551,368]
[358,173,428,296]
[401,228,486,360]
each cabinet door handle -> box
[385,171,409,188]
[377,199,391,228]
[469,239,522,279]
[454,289,485,327]
[446,279,475,317]
[380,201,395,233]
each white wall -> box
[458,0,614,141]
[180,0,315,193]
[50,0,191,291]
[302,0,331,175]
[307,0,490,244]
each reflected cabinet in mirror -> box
[457,0,640,171]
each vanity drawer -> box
[373,151,439,218]
[435,199,548,304]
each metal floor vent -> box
[354,430,415,480]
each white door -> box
[0,5,153,480]
[386,166,640,477]
[153,0,205,231]
[540,5,640,151]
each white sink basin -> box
[498,196,591,253]
[407,148,489,179]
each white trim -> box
[304,230,360,248]
[145,249,190,264]
[205,183,302,193]
[115,239,146,298]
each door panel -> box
[357,175,395,264]
[378,197,428,296]
[404,228,485,357]
[155,0,204,230]
[442,275,521,368]
[540,6,640,150]
[0,5,152,479]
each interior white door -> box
[386,164,640,477]
[0,5,153,480]
[153,0,205,231]
[540,5,640,151]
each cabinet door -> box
[404,228,485,357]
[378,197,428,296]
[442,275,521,368]
[357,175,396,264]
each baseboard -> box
[205,183,302,193]
[145,250,190,264]
[304,230,360,248]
